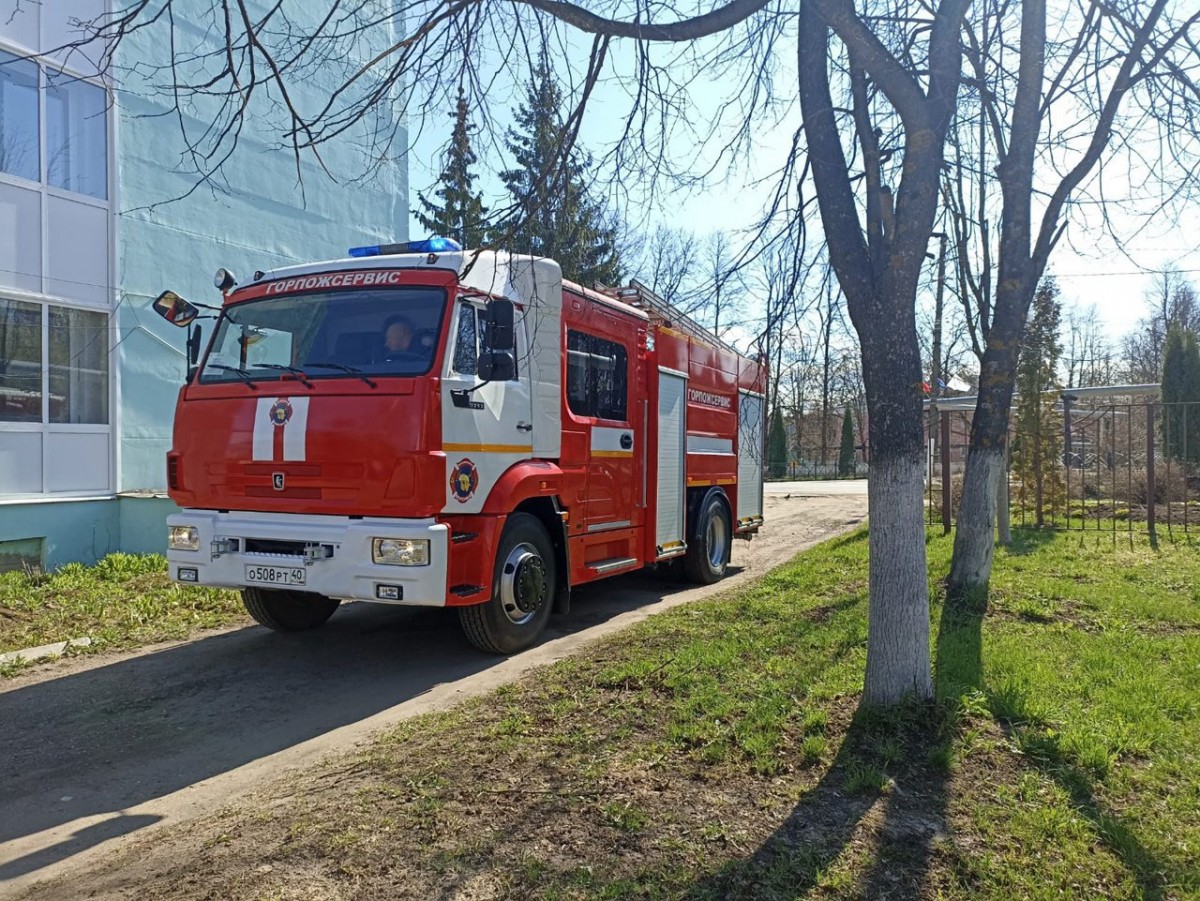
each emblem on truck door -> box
[449,458,479,503]
[269,398,293,426]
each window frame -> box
[0,42,115,500]
[565,328,630,423]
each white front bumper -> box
[166,510,449,606]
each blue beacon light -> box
[348,236,463,257]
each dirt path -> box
[0,487,867,897]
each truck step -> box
[450,583,484,597]
[451,532,479,544]
[587,557,640,575]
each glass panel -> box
[566,330,628,421]
[0,181,42,293]
[0,299,43,422]
[49,306,109,424]
[46,70,108,200]
[200,286,448,383]
[0,50,40,182]
[452,304,478,374]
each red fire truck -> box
[152,239,766,653]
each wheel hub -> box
[500,543,548,624]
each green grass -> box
[0,552,244,663]
[45,527,1200,899]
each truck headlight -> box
[372,537,430,566]
[169,525,200,551]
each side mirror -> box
[482,299,515,352]
[477,350,517,382]
[152,290,200,327]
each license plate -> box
[244,564,306,587]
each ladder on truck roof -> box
[616,279,744,358]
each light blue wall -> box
[114,1,409,493]
[0,499,120,569]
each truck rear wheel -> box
[684,493,732,584]
[459,513,555,654]
[241,587,340,631]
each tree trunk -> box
[948,303,1022,598]
[863,451,933,704]
[949,443,1005,597]
[995,437,1011,546]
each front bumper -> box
[166,510,449,605]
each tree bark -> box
[863,451,933,704]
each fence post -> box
[996,433,1011,545]
[1147,402,1157,546]
[941,411,952,534]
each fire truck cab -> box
[154,240,765,653]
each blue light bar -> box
[347,236,463,257]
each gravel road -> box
[0,484,867,897]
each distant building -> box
[0,1,408,569]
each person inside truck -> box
[381,316,415,358]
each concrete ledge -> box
[0,637,93,666]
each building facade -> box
[0,1,407,569]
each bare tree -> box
[1121,269,1200,382]
[945,1,1200,599]
[632,225,699,307]
[1063,304,1116,389]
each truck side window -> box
[566,330,628,421]
[452,304,478,374]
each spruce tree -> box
[500,53,622,287]
[767,407,788,479]
[415,88,489,248]
[1161,325,1200,462]
[1013,278,1064,525]
[838,406,856,477]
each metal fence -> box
[927,390,1200,542]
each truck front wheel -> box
[459,513,555,654]
[241,587,340,632]
[684,493,733,584]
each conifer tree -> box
[415,88,489,248]
[838,407,856,477]
[500,53,622,287]
[767,407,788,479]
[1161,325,1200,462]
[1013,278,1064,526]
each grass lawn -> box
[0,553,243,668]
[51,528,1200,900]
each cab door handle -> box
[516,422,533,432]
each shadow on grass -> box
[1002,723,1173,898]
[687,594,973,900]
[1002,527,1061,556]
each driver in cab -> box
[382,316,414,359]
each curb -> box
[0,637,93,667]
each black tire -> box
[241,587,340,631]
[459,513,555,654]
[684,493,733,585]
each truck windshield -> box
[199,286,447,384]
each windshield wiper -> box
[306,362,377,388]
[209,364,258,388]
[259,363,314,388]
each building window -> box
[0,50,108,200]
[566,330,628,421]
[0,50,39,183]
[49,306,108,423]
[0,300,109,425]
[45,70,108,200]
[0,298,42,422]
